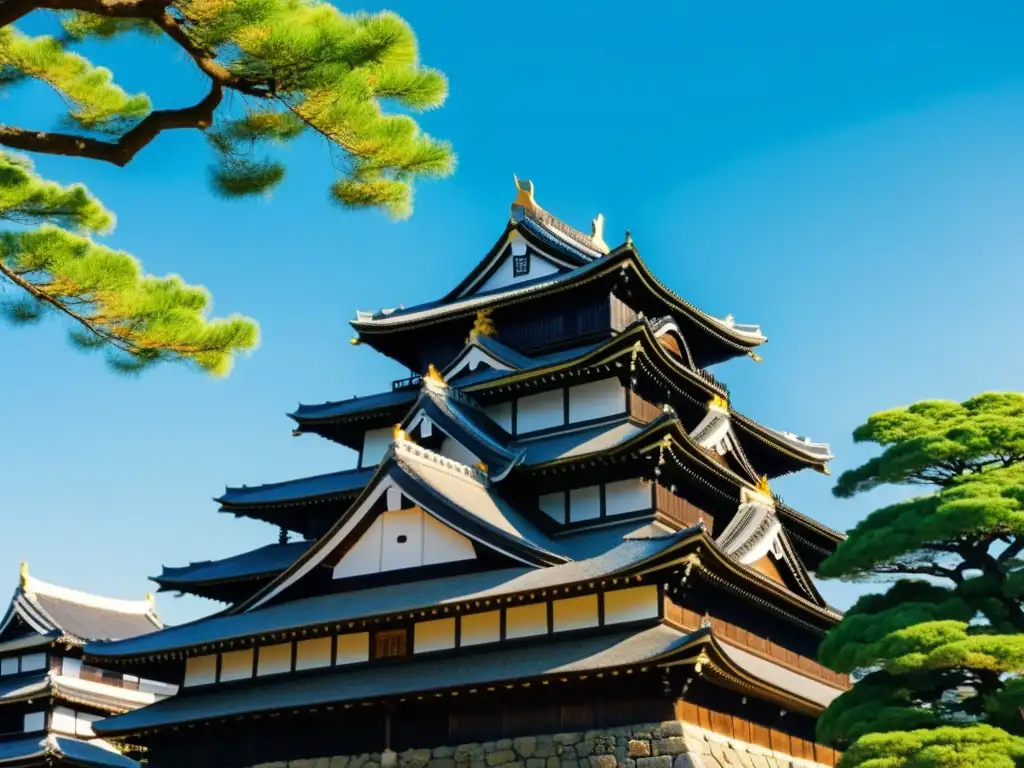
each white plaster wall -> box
[516,389,565,434]
[476,245,561,294]
[76,712,100,737]
[414,618,456,654]
[484,402,513,432]
[51,706,77,736]
[61,659,82,678]
[334,508,476,579]
[219,649,253,682]
[605,478,652,517]
[22,711,45,733]
[439,436,482,467]
[604,585,660,625]
[460,611,500,647]
[360,427,393,467]
[19,653,45,672]
[184,654,218,686]
[570,486,602,522]
[335,633,369,666]
[568,378,626,423]
[538,492,565,523]
[295,638,332,671]
[0,657,17,676]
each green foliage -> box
[0,152,258,375]
[818,393,1024,766]
[1,0,454,217]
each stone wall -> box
[250,719,832,768]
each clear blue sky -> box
[2,1,1023,626]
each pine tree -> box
[0,1,453,217]
[0,151,257,374]
[816,392,1024,767]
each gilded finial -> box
[393,423,408,442]
[475,462,488,473]
[694,648,711,675]
[821,464,831,476]
[708,394,729,412]
[749,351,763,364]
[425,363,447,386]
[625,229,633,245]
[468,308,497,341]
[511,175,538,214]
[724,314,734,324]
[349,337,362,346]
[755,475,771,495]
[18,561,28,589]
[146,593,155,608]
[591,213,608,251]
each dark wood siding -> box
[628,390,663,424]
[655,483,715,534]
[609,294,638,332]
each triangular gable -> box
[455,229,579,299]
[237,440,568,613]
[403,378,523,481]
[443,336,536,380]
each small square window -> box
[373,629,408,660]
[512,251,530,277]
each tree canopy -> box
[0,151,258,375]
[0,0,453,217]
[816,392,1024,767]
[1,0,453,374]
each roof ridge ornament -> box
[756,475,771,495]
[424,363,447,387]
[19,561,28,589]
[511,175,538,215]
[708,394,729,412]
[468,308,497,342]
[591,213,608,252]
[393,423,411,442]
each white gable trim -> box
[458,236,579,299]
[445,346,516,379]
[247,471,539,612]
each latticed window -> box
[373,629,408,660]
[512,251,530,277]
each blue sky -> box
[2,1,1023,626]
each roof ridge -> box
[391,437,490,486]
[22,575,154,616]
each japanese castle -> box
[85,179,847,767]
[0,564,176,767]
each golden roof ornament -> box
[424,363,447,386]
[709,394,729,411]
[468,308,497,341]
[511,175,538,214]
[393,423,409,442]
[349,337,362,346]
[19,561,28,589]
[749,351,763,364]
[755,475,771,495]
[475,462,488,473]
[694,648,711,674]
[591,213,608,252]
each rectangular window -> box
[373,629,408,660]
[512,251,530,277]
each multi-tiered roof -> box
[0,565,176,767]
[85,180,846,768]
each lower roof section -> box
[95,625,696,737]
[153,541,313,594]
[0,735,138,767]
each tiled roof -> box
[95,625,694,736]
[86,532,690,660]
[718,641,841,709]
[1,572,162,644]
[153,541,312,589]
[290,388,418,423]
[0,735,138,767]
[217,467,375,508]
[0,670,49,703]
[517,419,647,465]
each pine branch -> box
[0,81,223,165]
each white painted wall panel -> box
[568,378,625,423]
[538,492,566,523]
[484,402,513,432]
[476,245,561,294]
[51,706,77,735]
[381,508,424,572]
[335,633,369,666]
[553,595,599,633]
[19,653,45,672]
[604,586,660,625]
[422,512,477,566]
[460,611,500,647]
[333,516,384,579]
[516,389,565,434]
[256,643,292,677]
[505,603,548,640]
[62,658,82,679]
[295,637,332,671]
[184,655,217,687]
[414,618,456,654]
[605,478,652,517]
[23,711,45,733]
[76,712,100,737]
[439,436,481,467]
[0,658,17,676]
[570,485,602,522]
[218,649,253,682]
[360,427,393,468]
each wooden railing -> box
[392,375,423,391]
[52,656,139,691]
[663,600,850,690]
[655,483,715,535]
[674,700,840,767]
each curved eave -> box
[729,411,833,477]
[216,468,375,513]
[351,247,763,364]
